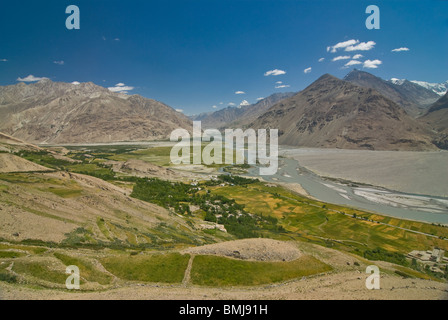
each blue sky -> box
[0,0,447,115]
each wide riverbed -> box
[246,148,448,225]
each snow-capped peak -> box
[410,80,448,96]
[390,78,405,85]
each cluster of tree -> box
[131,177,284,239]
[363,247,408,267]
[131,178,194,210]
[204,174,258,186]
[19,150,73,168]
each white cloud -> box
[344,60,362,67]
[264,69,286,76]
[332,55,351,62]
[175,108,183,113]
[318,57,325,62]
[17,75,48,82]
[0,59,7,62]
[257,97,264,101]
[235,91,245,94]
[108,83,134,93]
[219,102,223,105]
[114,38,120,41]
[71,81,81,85]
[228,102,236,106]
[275,85,290,89]
[53,60,64,65]
[276,81,283,84]
[352,54,364,59]
[327,39,359,53]
[345,41,376,52]
[363,59,382,69]
[392,47,410,52]
[212,105,218,109]
[304,67,312,74]
[239,100,250,107]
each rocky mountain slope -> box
[0,80,192,144]
[249,74,437,151]
[419,92,448,149]
[345,70,439,117]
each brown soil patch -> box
[182,238,302,262]
[0,154,50,173]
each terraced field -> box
[211,183,448,256]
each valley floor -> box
[1,142,447,300]
[283,147,448,197]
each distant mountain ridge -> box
[344,70,440,117]
[249,74,437,151]
[192,92,295,129]
[0,79,192,144]
[409,80,448,96]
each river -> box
[244,149,448,225]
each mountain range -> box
[190,92,295,129]
[405,80,448,96]
[344,70,440,117]
[0,71,447,151]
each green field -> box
[106,144,236,168]
[190,255,332,286]
[0,251,26,258]
[54,252,113,285]
[101,253,190,283]
[12,261,68,284]
[211,183,448,257]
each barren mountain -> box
[196,105,246,129]
[229,92,295,128]
[419,92,448,149]
[194,92,294,129]
[250,74,437,151]
[344,70,439,117]
[0,80,192,144]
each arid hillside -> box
[0,80,192,144]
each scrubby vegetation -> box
[17,150,116,180]
[0,272,17,283]
[363,248,408,266]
